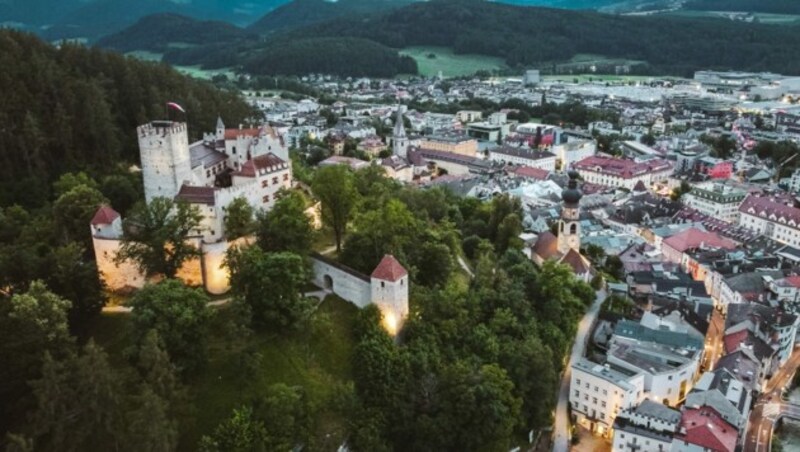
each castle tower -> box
[558,170,583,255]
[138,121,193,203]
[370,254,409,336]
[392,104,408,159]
[216,116,225,141]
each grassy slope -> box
[88,295,358,450]
[400,46,508,77]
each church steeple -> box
[558,170,583,255]
[392,104,408,159]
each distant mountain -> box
[96,14,253,53]
[247,0,415,35]
[0,0,290,42]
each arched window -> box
[570,224,577,235]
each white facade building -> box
[683,183,747,224]
[573,156,673,190]
[570,358,645,438]
[488,146,556,170]
[612,400,680,452]
[738,195,800,247]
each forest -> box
[96,13,255,53]
[152,0,800,77]
[683,0,800,14]
[0,30,254,208]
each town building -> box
[573,156,673,190]
[487,146,556,170]
[738,195,800,247]
[417,132,478,157]
[683,183,747,223]
[570,358,645,438]
[611,400,680,452]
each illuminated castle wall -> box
[311,253,409,335]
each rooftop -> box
[676,406,737,452]
[572,358,640,390]
[573,155,672,179]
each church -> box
[530,170,593,282]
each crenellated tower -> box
[138,121,193,203]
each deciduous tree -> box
[312,165,358,252]
[117,197,203,278]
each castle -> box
[90,118,409,332]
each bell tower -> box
[558,170,583,255]
[392,104,408,159]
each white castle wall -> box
[311,255,372,308]
[202,240,237,295]
[92,237,146,291]
[138,122,195,203]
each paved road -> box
[745,349,800,452]
[553,290,606,452]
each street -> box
[552,290,606,452]
[745,349,800,452]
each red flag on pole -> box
[166,102,186,113]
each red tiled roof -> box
[511,165,550,181]
[560,248,591,274]
[234,153,288,178]
[662,227,738,253]
[224,125,278,141]
[90,205,120,226]
[532,231,559,260]
[723,329,749,354]
[573,155,672,179]
[779,275,800,288]
[175,185,216,205]
[371,255,407,282]
[676,407,737,452]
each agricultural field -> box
[400,46,508,77]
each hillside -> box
[683,0,800,14]
[96,13,253,53]
[279,0,800,76]
[0,30,253,207]
[247,0,414,34]
[8,0,289,42]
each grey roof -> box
[190,141,228,170]
[614,320,704,350]
[685,389,744,428]
[572,358,639,389]
[724,270,785,294]
[609,342,697,375]
[631,399,681,425]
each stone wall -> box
[311,254,371,308]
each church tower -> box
[392,104,408,159]
[138,121,193,203]
[558,170,583,255]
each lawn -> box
[88,294,359,451]
[400,46,508,78]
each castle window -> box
[283,174,289,181]
[272,177,279,185]
[262,180,268,188]
[206,170,211,178]
[570,224,577,235]
[232,146,237,154]
[381,281,385,288]
[262,195,270,203]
